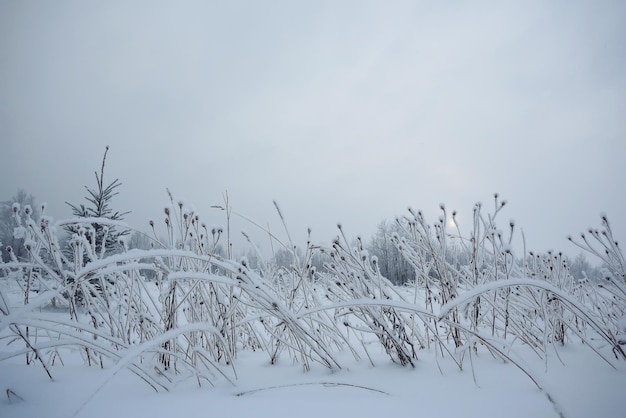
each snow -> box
[1,342,624,418]
[2,209,626,418]
[12,227,26,240]
[1,278,624,418]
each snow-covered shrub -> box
[320,228,421,367]
[0,199,238,389]
[567,215,626,347]
[1,193,624,397]
[388,195,625,364]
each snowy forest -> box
[1,153,625,418]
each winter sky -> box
[1,1,625,254]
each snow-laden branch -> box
[438,278,560,318]
[296,297,435,320]
[55,217,131,229]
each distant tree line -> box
[0,187,605,287]
[364,218,603,286]
[0,147,605,291]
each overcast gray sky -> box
[1,0,625,254]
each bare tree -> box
[367,220,413,285]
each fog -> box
[1,1,625,254]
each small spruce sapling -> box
[65,146,130,265]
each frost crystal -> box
[13,227,26,239]
[40,216,53,229]
[24,239,36,251]
[617,315,626,333]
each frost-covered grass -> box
[1,196,625,417]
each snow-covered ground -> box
[2,209,625,418]
[2,337,625,418]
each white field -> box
[1,296,625,418]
